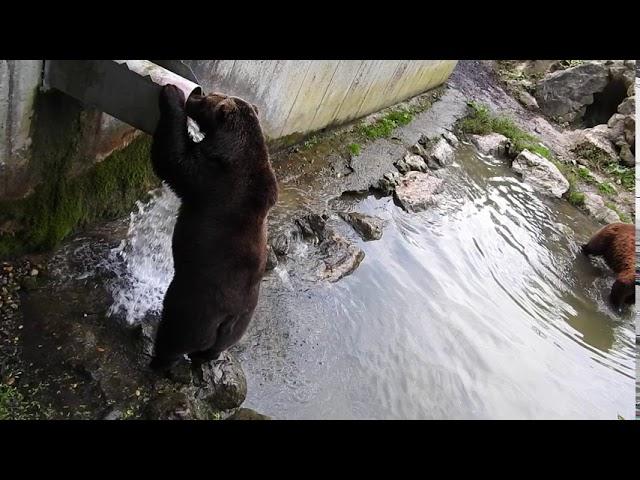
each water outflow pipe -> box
[43,60,203,135]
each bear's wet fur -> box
[149,85,277,372]
[581,222,635,308]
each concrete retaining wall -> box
[0,60,457,201]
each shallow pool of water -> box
[108,144,636,419]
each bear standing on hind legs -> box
[149,85,278,372]
[581,222,635,309]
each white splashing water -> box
[107,184,180,324]
[107,118,203,324]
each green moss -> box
[358,107,414,140]
[0,135,157,259]
[348,143,361,156]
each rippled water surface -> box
[108,144,636,419]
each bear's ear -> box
[217,98,238,119]
[252,103,259,115]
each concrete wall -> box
[179,60,457,141]
[0,60,42,199]
[0,60,457,201]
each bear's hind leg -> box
[188,347,223,363]
[149,354,183,373]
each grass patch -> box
[348,143,361,156]
[567,190,586,207]
[604,163,634,191]
[459,102,552,159]
[598,182,616,196]
[358,107,414,140]
[577,166,596,183]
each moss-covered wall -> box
[0,90,158,259]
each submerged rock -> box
[339,212,384,241]
[394,171,444,212]
[511,150,570,198]
[470,133,510,157]
[582,192,621,224]
[318,233,365,282]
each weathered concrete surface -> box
[0,60,42,199]
[176,60,458,142]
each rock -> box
[623,116,635,151]
[607,113,629,145]
[517,90,539,110]
[265,246,278,270]
[627,83,634,97]
[582,192,621,224]
[338,212,384,241]
[395,153,428,174]
[470,133,510,156]
[619,143,635,167]
[535,62,609,123]
[572,126,619,160]
[317,233,365,282]
[409,143,429,158]
[271,231,293,257]
[442,131,460,148]
[429,137,455,167]
[102,409,123,420]
[295,213,329,243]
[228,408,272,420]
[617,96,635,115]
[375,171,401,195]
[607,61,635,89]
[394,171,444,212]
[409,142,443,169]
[193,352,247,411]
[511,150,570,198]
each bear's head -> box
[186,92,262,141]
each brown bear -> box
[581,222,635,308]
[149,85,278,372]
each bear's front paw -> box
[159,84,185,111]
